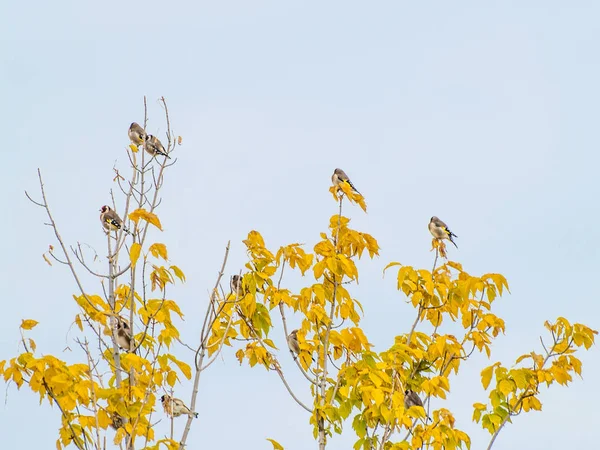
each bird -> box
[99,205,131,235]
[145,135,171,159]
[287,329,314,362]
[110,413,124,430]
[428,216,458,248]
[128,122,147,146]
[160,394,198,419]
[115,317,134,353]
[230,275,244,296]
[404,389,430,421]
[331,168,361,194]
[287,330,301,357]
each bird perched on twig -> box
[110,413,124,430]
[145,135,171,159]
[287,330,301,358]
[404,389,431,421]
[287,329,314,362]
[115,317,135,353]
[331,168,361,195]
[428,216,458,248]
[230,275,244,297]
[128,122,147,146]
[99,206,131,235]
[160,394,198,419]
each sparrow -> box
[115,317,134,353]
[287,329,314,362]
[145,135,171,159]
[128,122,147,146]
[160,394,198,419]
[428,216,458,248]
[331,168,360,194]
[230,275,243,296]
[100,206,131,235]
[404,389,430,420]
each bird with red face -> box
[99,205,131,235]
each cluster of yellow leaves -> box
[474,317,597,434]
[0,317,192,448]
[0,234,196,448]
[329,182,367,212]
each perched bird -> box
[145,135,171,159]
[331,168,361,195]
[160,394,198,419]
[230,275,243,296]
[287,329,314,362]
[428,216,458,248]
[115,318,134,353]
[287,330,301,358]
[110,413,124,430]
[404,389,430,421]
[99,206,131,235]
[128,122,147,146]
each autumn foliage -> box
[1,103,596,450]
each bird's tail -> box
[192,412,199,419]
[158,151,171,159]
[449,236,458,248]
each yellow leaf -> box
[128,208,163,231]
[75,315,83,332]
[170,265,186,282]
[166,370,177,387]
[498,379,515,396]
[149,243,168,260]
[167,355,192,380]
[266,438,284,450]
[481,364,497,390]
[21,319,39,330]
[130,243,142,268]
[372,388,385,406]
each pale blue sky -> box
[1,2,599,449]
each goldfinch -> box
[331,168,360,194]
[287,330,301,357]
[100,206,131,235]
[160,394,198,419]
[115,318,134,353]
[145,135,171,159]
[428,216,458,248]
[128,122,147,146]
[404,389,430,420]
[287,329,314,362]
[110,413,124,430]
[230,275,243,296]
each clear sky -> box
[1,2,598,449]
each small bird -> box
[404,389,430,421]
[287,330,301,358]
[230,275,243,296]
[331,168,360,194]
[287,329,314,362]
[100,205,131,235]
[428,216,458,248]
[128,122,147,146]
[115,318,134,353]
[145,135,171,159]
[160,394,198,419]
[110,413,124,430]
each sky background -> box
[1,1,599,449]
